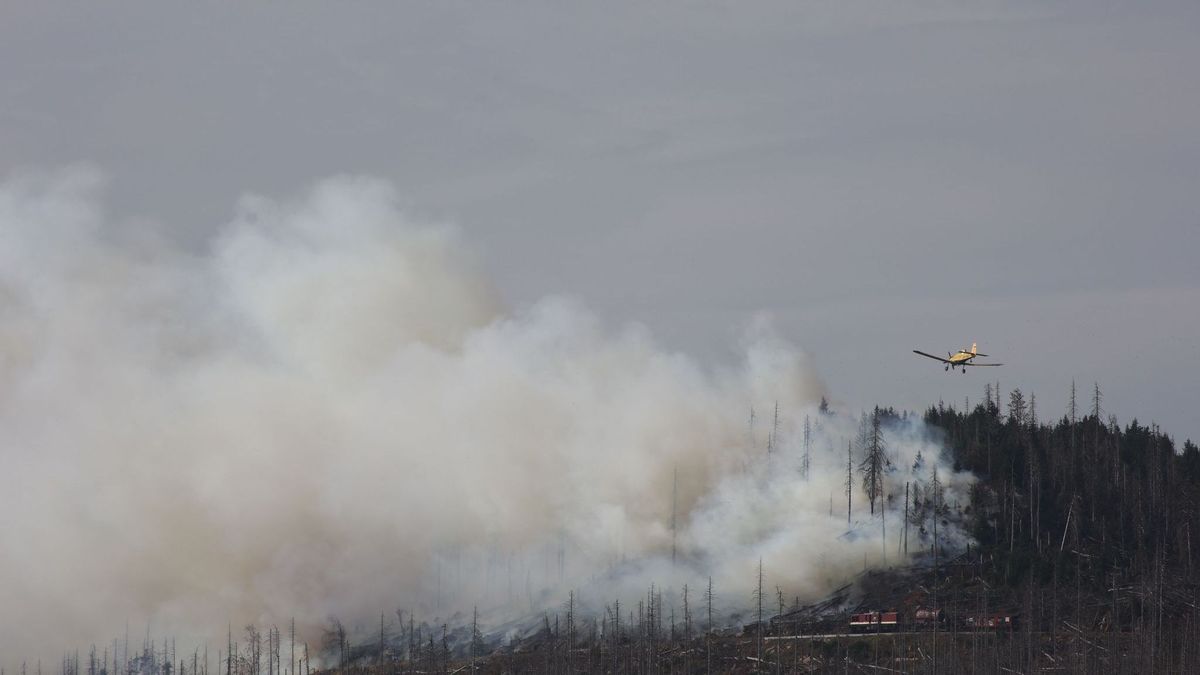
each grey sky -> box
[2,2,1198,441]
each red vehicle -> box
[849,611,899,633]
[912,607,946,626]
[965,614,1018,631]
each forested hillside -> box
[916,382,1200,671]
[927,382,1199,588]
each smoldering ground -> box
[0,167,972,664]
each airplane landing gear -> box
[962,367,967,374]
[945,365,949,371]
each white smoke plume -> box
[0,166,973,665]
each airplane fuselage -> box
[913,342,1001,372]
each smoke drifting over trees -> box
[0,167,973,664]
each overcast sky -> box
[2,1,1197,441]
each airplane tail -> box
[971,342,977,355]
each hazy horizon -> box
[2,2,1196,442]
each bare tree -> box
[802,414,812,479]
[470,606,480,674]
[243,626,260,675]
[1069,380,1078,451]
[378,612,386,665]
[931,467,944,572]
[767,400,779,455]
[754,559,764,666]
[566,592,576,672]
[705,576,714,675]
[858,408,889,514]
[846,439,854,523]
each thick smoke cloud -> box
[0,167,971,664]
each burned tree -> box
[802,414,812,479]
[846,439,854,523]
[858,407,890,514]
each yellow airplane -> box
[913,342,1003,373]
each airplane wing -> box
[913,350,952,364]
[964,362,1003,367]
